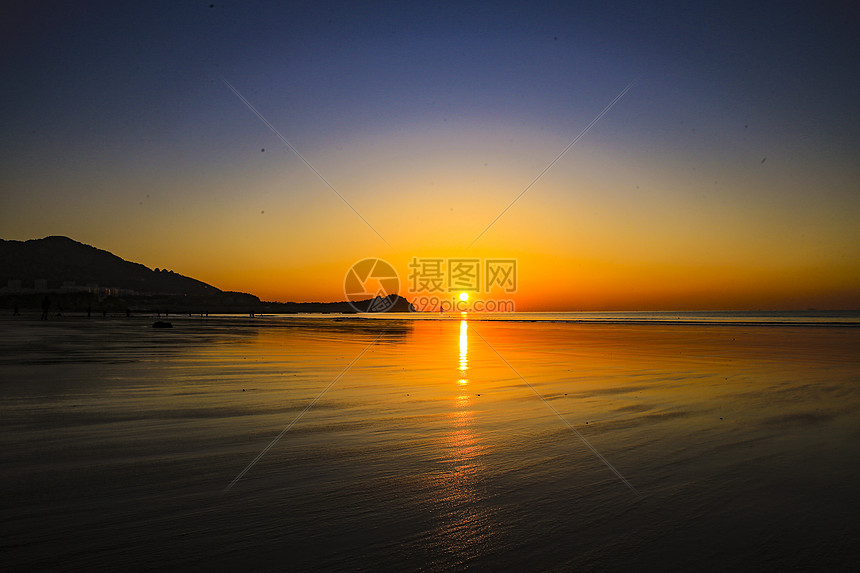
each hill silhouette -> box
[0,236,219,295]
[0,236,413,314]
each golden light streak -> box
[458,319,468,385]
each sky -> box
[1,1,858,310]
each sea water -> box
[1,314,858,570]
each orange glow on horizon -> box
[9,123,855,311]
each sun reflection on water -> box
[458,319,468,385]
[429,319,494,560]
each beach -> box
[2,314,859,570]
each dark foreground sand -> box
[1,316,859,570]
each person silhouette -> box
[41,296,50,320]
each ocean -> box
[2,312,859,570]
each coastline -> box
[2,313,859,569]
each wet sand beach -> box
[2,315,859,570]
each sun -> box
[459,292,469,302]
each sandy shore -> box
[1,316,858,570]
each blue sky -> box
[2,1,857,308]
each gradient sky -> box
[2,1,858,310]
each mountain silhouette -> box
[0,236,220,295]
[1,236,413,314]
